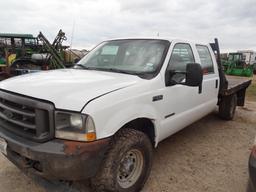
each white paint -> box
[0,38,220,146]
[0,69,142,111]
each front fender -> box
[82,92,163,145]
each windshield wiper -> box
[74,65,147,76]
[74,64,100,70]
[101,68,135,75]
[74,64,90,69]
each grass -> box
[246,75,256,102]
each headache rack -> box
[0,90,54,142]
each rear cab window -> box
[196,45,214,75]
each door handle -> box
[215,80,218,89]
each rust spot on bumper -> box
[5,137,112,180]
[0,126,112,180]
[63,138,111,156]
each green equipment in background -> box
[222,52,254,77]
[0,30,85,80]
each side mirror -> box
[165,63,203,87]
[185,63,203,87]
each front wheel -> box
[91,128,153,192]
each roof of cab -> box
[104,37,207,45]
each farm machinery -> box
[222,52,255,77]
[0,30,84,80]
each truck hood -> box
[0,69,142,111]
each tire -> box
[247,179,254,192]
[91,128,153,192]
[219,94,237,120]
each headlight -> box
[55,111,96,141]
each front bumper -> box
[0,127,110,180]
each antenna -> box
[68,19,76,64]
[70,19,76,49]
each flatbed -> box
[220,75,252,96]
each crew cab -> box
[0,38,251,192]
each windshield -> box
[76,39,169,76]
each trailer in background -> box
[238,50,256,74]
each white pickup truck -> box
[0,38,251,192]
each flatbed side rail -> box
[220,78,252,96]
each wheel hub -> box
[117,149,144,188]
[120,155,135,177]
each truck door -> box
[195,44,219,106]
[158,42,218,141]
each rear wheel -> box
[247,179,254,192]
[91,128,153,192]
[219,94,237,120]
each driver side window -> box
[167,43,195,71]
[166,43,195,83]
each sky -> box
[0,0,255,52]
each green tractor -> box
[0,33,39,78]
[222,52,254,77]
[0,30,84,80]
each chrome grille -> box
[0,90,54,142]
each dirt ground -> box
[0,78,256,192]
